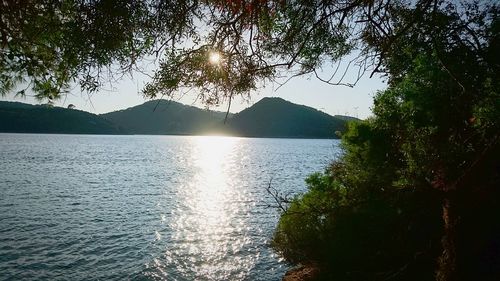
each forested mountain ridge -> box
[223,97,347,138]
[0,101,125,134]
[100,100,228,135]
[1,99,351,138]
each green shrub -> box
[272,163,442,280]
[272,110,447,280]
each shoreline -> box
[283,263,320,281]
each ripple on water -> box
[0,134,340,280]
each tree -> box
[371,5,499,278]
[273,45,499,280]
[3,1,495,103]
[0,0,155,99]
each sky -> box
[1,60,387,119]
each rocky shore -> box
[282,264,320,281]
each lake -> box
[0,134,341,280]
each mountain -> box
[0,101,124,134]
[223,97,346,138]
[101,100,228,135]
[0,98,353,138]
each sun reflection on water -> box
[163,136,257,280]
[193,136,234,219]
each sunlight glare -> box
[164,136,260,279]
[193,136,235,214]
[179,136,242,277]
[208,51,221,65]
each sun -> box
[208,51,221,65]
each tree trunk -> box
[435,137,499,281]
[436,196,459,281]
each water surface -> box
[0,134,340,280]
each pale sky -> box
[1,61,387,119]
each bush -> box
[272,114,446,280]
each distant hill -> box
[0,101,124,134]
[101,100,228,135]
[0,98,354,138]
[223,97,346,138]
